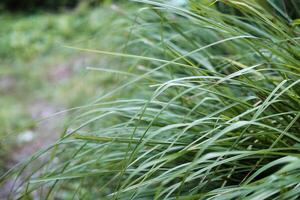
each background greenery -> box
[0,2,133,175]
[0,0,122,11]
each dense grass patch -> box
[1,0,300,199]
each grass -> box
[1,0,300,199]
[0,3,133,174]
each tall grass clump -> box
[1,0,300,199]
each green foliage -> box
[0,6,125,60]
[216,0,300,20]
[1,0,300,199]
[0,4,128,136]
[0,4,132,177]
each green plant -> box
[1,0,300,199]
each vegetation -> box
[0,3,131,174]
[1,0,300,199]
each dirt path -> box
[0,55,90,199]
[0,100,66,199]
[12,101,65,162]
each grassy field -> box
[1,0,300,199]
[0,3,133,174]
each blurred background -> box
[0,0,132,179]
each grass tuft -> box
[1,0,300,199]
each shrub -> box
[1,0,300,199]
